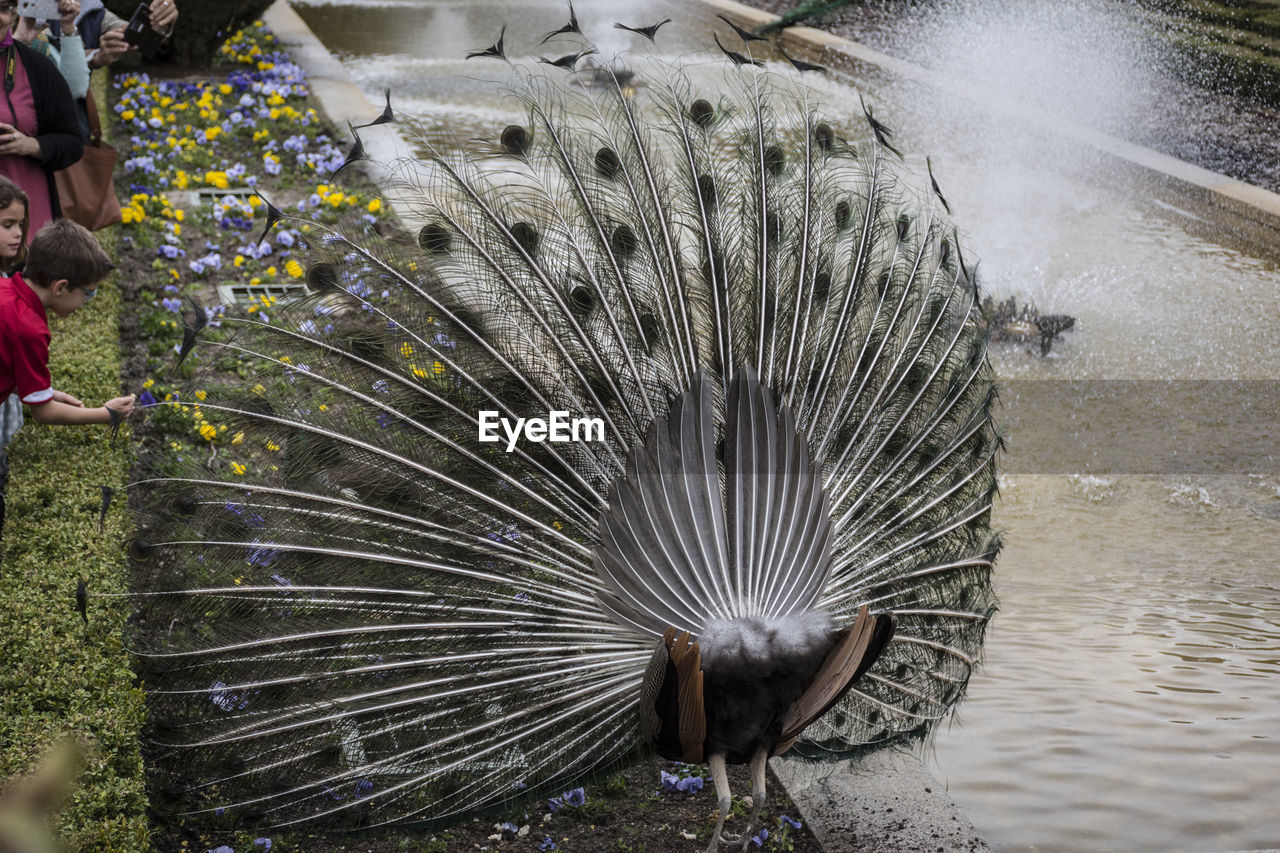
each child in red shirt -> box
[1,218,135,495]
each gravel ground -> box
[748,0,1280,194]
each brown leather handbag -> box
[53,90,122,231]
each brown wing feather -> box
[773,606,895,752]
[666,629,706,763]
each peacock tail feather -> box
[130,42,1000,830]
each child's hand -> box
[51,389,85,407]
[104,395,137,418]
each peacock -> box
[127,14,1001,851]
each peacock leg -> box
[738,747,768,850]
[705,751,739,851]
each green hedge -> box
[0,75,150,852]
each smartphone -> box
[123,2,150,47]
[16,0,61,19]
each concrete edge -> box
[259,2,986,848]
[772,750,991,852]
[262,0,414,192]
[701,0,1280,252]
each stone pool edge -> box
[702,0,1280,255]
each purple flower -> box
[660,770,679,792]
[209,681,248,711]
[780,815,802,829]
[161,297,183,313]
[354,778,373,799]
[562,787,585,808]
[547,796,562,813]
[675,775,703,794]
[499,822,519,835]
[138,389,157,407]
[207,847,235,853]
[538,839,556,852]
[253,840,272,851]
[750,828,768,847]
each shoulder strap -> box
[84,88,103,143]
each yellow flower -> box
[142,378,155,389]
[285,259,303,278]
[194,390,207,401]
[400,343,414,357]
[198,422,217,441]
[266,440,280,452]
[367,198,382,213]
[232,432,244,446]
[325,191,344,208]
[231,461,246,476]
[265,266,278,278]
[252,383,266,395]
[234,255,245,268]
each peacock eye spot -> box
[501,124,530,156]
[418,223,451,255]
[834,200,850,230]
[610,224,637,257]
[174,494,197,517]
[813,271,831,302]
[638,312,661,350]
[510,222,539,254]
[569,283,595,315]
[306,262,339,293]
[129,539,153,561]
[814,122,834,150]
[763,144,785,176]
[689,98,714,128]
[697,174,716,208]
[765,212,782,243]
[594,146,622,179]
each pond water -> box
[292,1,1280,849]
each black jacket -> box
[3,40,85,216]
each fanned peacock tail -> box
[130,33,1000,831]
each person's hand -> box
[59,0,80,36]
[103,395,136,418]
[93,26,132,68]
[0,123,40,159]
[51,389,85,407]
[148,0,176,35]
[14,15,41,45]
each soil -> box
[151,759,824,853]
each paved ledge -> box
[263,0,413,188]
[700,0,1280,254]
[772,751,991,852]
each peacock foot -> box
[704,830,741,853]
